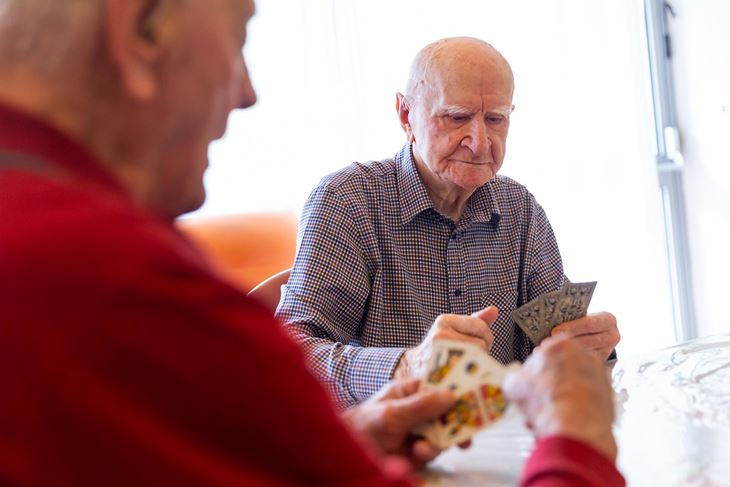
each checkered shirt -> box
[276,144,567,408]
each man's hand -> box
[502,336,618,461]
[393,306,498,379]
[550,311,619,360]
[342,378,455,468]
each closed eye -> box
[485,114,507,124]
[450,114,470,122]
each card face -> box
[426,342,466,386]
[437,389,485,447]
[478,383,509,422]
[413,340,520,449]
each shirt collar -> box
[396,144,434,225]
[462,179,502,228]
[396,143,502,227]
[0,102,127,195]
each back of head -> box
[0,0,100,77]
[0,0,257,219]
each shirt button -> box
[453,289,462,297]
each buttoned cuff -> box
[348,347,406,403]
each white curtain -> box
[196,0,675,358]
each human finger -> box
[471,306,499,326]
[433,315,492,346]
[566,332,614,351]
[551,312,616,337]
[375,377,423,401]
[428,328,491,352]
[390,388,455,431]
[411,439,442,467]
[502,368,532,403]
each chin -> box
[164,186,206,219]
[456,171,496,189]
[181,190,207,216]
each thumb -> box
[471,306,499,326]
[393,388,455,430]
[377,377,422,400]
[501,369,526,402]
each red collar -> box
[0,102,127,195]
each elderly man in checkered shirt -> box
[277,37,620,408]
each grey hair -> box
[0,0,102,74]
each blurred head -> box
[396,37,514,197]
[0,0,257,218]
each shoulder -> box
[316,157,397,194]
[3,177,204,291]
[488,174,544,214]
[303,156,398,214]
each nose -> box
[236,62,257,110]
[462,118,491,155]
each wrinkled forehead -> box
[423,63,514,114]
[411,41,514,110]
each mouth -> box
[452,159,493,166]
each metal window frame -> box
[644,0,697,342]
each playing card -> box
[412,340,521,449]
[449,346,508,395]
[551,281,597,324]
[541,289,562,329]
[436,389,486,447]
[425,341,468,387]
[478,382,509,422]
[510,296,545,345]
[512,281,598,346]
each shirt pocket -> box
[480,290,518,313]
[479,290,519,334]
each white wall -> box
[669,0,730,338]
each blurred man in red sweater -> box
[0,0,623,485]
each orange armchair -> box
[176,212,298,293]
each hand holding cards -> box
[511,281,597,346]
[413,340,519,449]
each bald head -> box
[405,37,514,101]
[395,37,516,215]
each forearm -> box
[291,326,406,408]
[521,436,624,487]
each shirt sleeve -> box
[520,436,625,487]
[520,192,568,303]
[276,183,405,408]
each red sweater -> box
[0,103,623,487]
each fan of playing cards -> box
[413,281,597,449]
[413,340,520,449]
[511,281,597,346]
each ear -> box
[103,0,173,101]
[395,92,415,143]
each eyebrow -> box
[439,105,476,116]
[439,105,513,117]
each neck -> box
[426,184,473,223]
[0,73,163,213]
[411,153,474,223]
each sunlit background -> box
[189,0,730,360]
